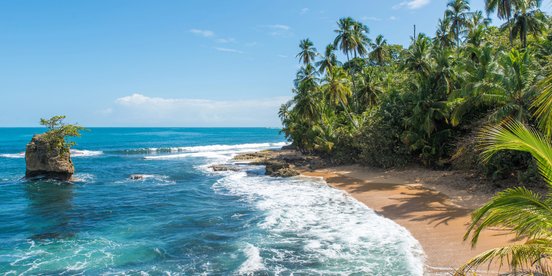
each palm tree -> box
[316,44,341,74]
[369,35,389,65]
[445,0,471,47]
[404,34,432,77]
[296,39,317,66]
[491,48,538,122]
[435,15,455,48]
[467,10,491,32]
[484,0,514,23]
[456,120,552,275]
[432,46,457,95]
[278,101,292,122]
[450,44,501,125]
[501,0,545,48]
[352,21,370,58]
[355,67,384,109]
[294,64,319,91]
[333,17,357,62]
[322,67,352,107]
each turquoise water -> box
[0,128,424,275]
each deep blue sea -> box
[0,128,424,275]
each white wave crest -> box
[214,173,425,275]
[144,142,288,161]
[238,243,266,274]
[0,149,103,159]
[173,142,288,153]
[70,149,103,157]
[0,153,24,158]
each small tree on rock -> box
[39,115,85,156]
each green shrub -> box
[40,115,85,156]
[356,91,412,168]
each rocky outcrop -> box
[231,148,327,178]
[25,134,74,180]
[263,160,299,177]
[232,151,273,162]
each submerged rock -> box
[129,174,146,180]
[209,164,242,172]
[25,134,74,181]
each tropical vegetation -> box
[279,0,552,273]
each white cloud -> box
[393,0,430,10]
[362,16,382,21]
[263,24,292,36]
[299,8,309,15]
[110,93,288,127]
[268,24,290,30]
[215,37,236,43]
[190,28,215,37]
[389,16,398,20]
[214,47,244,54]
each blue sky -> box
[1,0,550,127]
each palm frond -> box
[455,239,552,275]
[478,120,552,186]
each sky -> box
[0,0,550,127]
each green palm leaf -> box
[478,120,552,186]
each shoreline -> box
[233,149,517,275]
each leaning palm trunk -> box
[455,120,552,275]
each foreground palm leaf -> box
[456,120,552,275]
[479,120,552,184]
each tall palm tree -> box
[501,0,545,48]
[316,44,341,74]
[435,15,455,48]
[445,0,471,47]
[484,0,514,23]
[467,10,491,32]
[296,39,317,66]
[333,17,357,63]
[369,35,389,65]
[352,21,370,58]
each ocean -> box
[0,128,424,275]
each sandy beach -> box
[301,165,517,275]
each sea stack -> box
[25,134,74,180]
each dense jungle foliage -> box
[279,0,552,184]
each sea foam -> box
[0,149,103,159]
[143,142,288,160]
[213,172,426,275]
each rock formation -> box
[263,160,299,177]
[25,134,74,180]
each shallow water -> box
[0,128,424,275]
